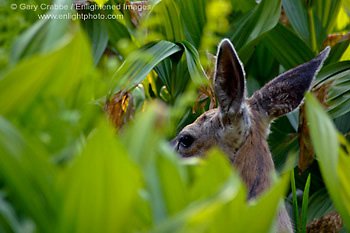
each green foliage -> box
[0,0,350,232]
[306,94,350,230]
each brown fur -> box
[170,39,330,233]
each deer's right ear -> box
[214,39,246,118]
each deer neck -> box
[233,112,275,199]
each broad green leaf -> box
[0,30,93,116]
[263,23,314,69]
[81,10,109,65]
[227,0,281,63]
[103,1,131,54]
[123,103,170,223]
[307,188,336,222]
[190,149,234,201]
[9,18,49,64]
[314,61,350,84]
[313,61,350,119]
[282,0,342,50]
[325,38,350,65]
[10,0,73,63]
[221,173,291,233]
[111,41,182,94]
[181,41,207,86]
[282,0,310,44]
[148,0,185,42]
[314,0,343,48]
[338,139,350,219]
[230,0,257,13]
[175,0,207,47]
[0,117,58,233]
[59,120,141,233]
[305,93,350,230]
[156,153,189,216]
[41,0,73,52]
[0,192,35,233]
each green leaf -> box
[263,23,314,69]
[181,41,207,86]
[313,0,343,47]
[123,103,170,223]
[307,188,336,222]
[305,93,350,230]
[338,136,350,221]
[10,0,73,63]
[291,169,300,232]
[175,0,207,47]
[313,61,350,119]
[59,120,141,233]
[41,0,73,52]
[0,30,93,116]
[0,117,57,233]
[148,0,186,42]
[227,0,281,63]
[282,0,310,44]
[81,10,109,65]
[300,174,311,233]
[230,0,257,13]
[325,37,350,65]
[111,41,182,94]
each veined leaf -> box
[282,0,310,44]
[81,9,109,66]
[263,23,314,70]
[148,0,185,42]
[227,0,281,63]
[175,0,207,47]
[59,120,141,233]
[10,0,73,63]
[313,61,350,119]
[314,0,343,48]
[305,93,350,230]
[338,136,350,220]
[230,0,257,13]
[307,188,336,222]
[0,30,93,116]
[0,117,57,233]
[111,41,182,95]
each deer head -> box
[171,39,329,163]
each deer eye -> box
[179,135,194,148]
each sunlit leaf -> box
[60,120,141,233]
[111,41,182,94]
[306,93,350,230]
[0,29,93,116]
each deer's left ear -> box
[214,39,246,117]
[250,46,330,120]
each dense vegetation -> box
[0,0,350,232]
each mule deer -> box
[170,39,330,232]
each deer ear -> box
[214,39,246,116]
[251,46,330,120]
